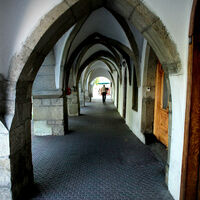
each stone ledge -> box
[32,91,62,98]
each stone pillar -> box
[1,77,33,200]
[79,90,85,107]
[9,81,34,200]
[33,96,64,136]
[141,96,155,134]
[165,95,172,185]
[67,91,79,116]
[84,90,90,103]
[63,96,68,133]
[0,122,12,200]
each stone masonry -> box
[0,121,11,200]
[79,90,85,107]
[33,97,64,136]
[67,91,79,116]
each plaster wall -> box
[127,22,144,61]
[88,61,111,71]
[89,69,112,83]
[113,71,118,107]
[80,44,114,66]
[125,40,147,143]
[69,8,131,58]
[117,68,124,117]
[116,41,147,143]
[0,0,62,78]
[54,26,75,89]
[143,0,192,76]
[54,30,72,89]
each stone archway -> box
[77,59,116,109]
[3,0,181,199]
[80,60,117,104]
[141,43,172,179]
[83,60,116,90]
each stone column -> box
[84,90,90,103]
[63,96,68,133]
[9,81,34,200]
[79,90,85,107]
[33,96,64,136]
[0,122,11,200]
[165,88,172,185]
[67,91,79,116]
[0,77,31,200]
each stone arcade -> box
[0,0,199,200]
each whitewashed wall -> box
[125,40,147,143]
[113,71,118,107]
[117,68,124,117]
[0,0,62,78]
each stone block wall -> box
[0,75,6,118]
[67,92,79,116]
[32,51,56,93]
[79,91,85,107]
[33,97,64,136]
[0,122,11,200]
[84,90,90,103]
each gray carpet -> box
[31,100,173,200]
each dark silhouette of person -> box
[101,85,107,103]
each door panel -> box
[154,63,169,147]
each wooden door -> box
[153,63,169,147]
[198,165,200,199]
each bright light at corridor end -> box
[91,77,111,99]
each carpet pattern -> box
[31,100,173,200]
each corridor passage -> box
[31,100,173,200]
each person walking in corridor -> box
[101,85,107,103]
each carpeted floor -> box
[31,100,173,200]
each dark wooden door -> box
[185,15,200,199]
[181,1,200,199]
